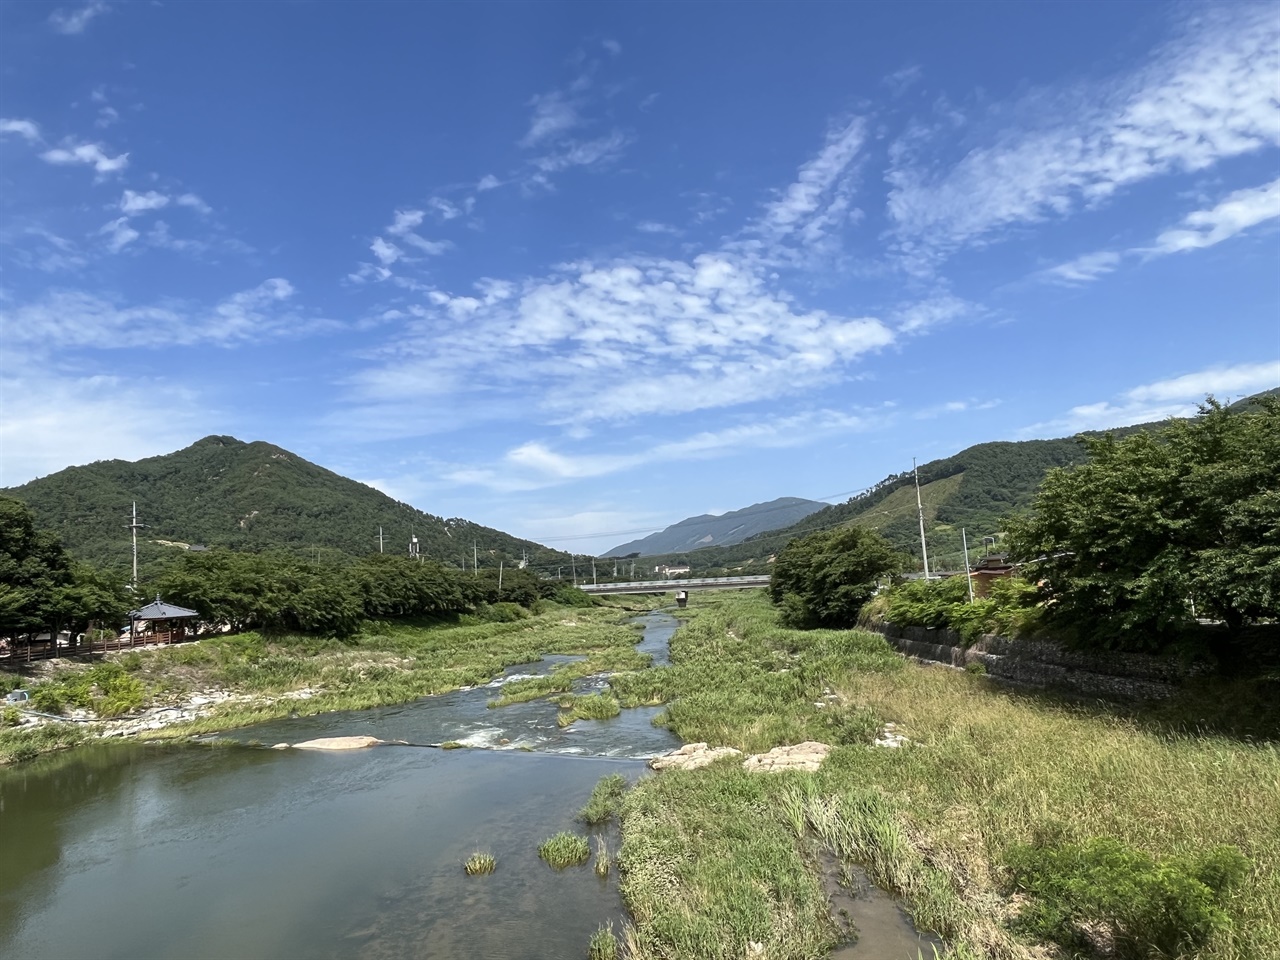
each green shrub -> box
[538,831,591,868]
[587,923,619,960]
[1005,837,1248,958]
[964,661,987,676]
[552,584,596,608]
[1,706,21,727]
[30,685,66,714]
[579,773,628,825]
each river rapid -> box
[0,612,681,960]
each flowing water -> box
[0,610,939,959]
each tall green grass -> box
[617,591,1280,960]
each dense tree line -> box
[0,496,132,649]
[2,495,589,648]
[1007,398,1279,651]
[768,526,903,627]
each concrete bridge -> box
[579,575,771,595]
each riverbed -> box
[0,612,683,960]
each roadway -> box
[578,575,771,595]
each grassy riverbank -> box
[0,598,657,763]
[615,591,1280,960]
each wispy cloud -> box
[520,90,582,148]
[120,189,169,215]
[1025,360,1280,434]
[0,118,41,143]
[346,253,892,429]
[0,374,206,487]
[48,1,110,35]
[98,216,139,252]
[1037,177,1280,285]
[887,5,1280,270]
[1,278,333,353]
[893,295,973,333]
[1150,176,1280,254]
[741,117,867,264]
[445,410,874,491]
[41,139,128,175]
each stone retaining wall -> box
[863,619,1206,700]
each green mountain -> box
[602,497,827,558]
[3,436,568,576]
[637,426,1159,575]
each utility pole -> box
[913,458,931,579]
[498,561,504,594]
[409,535,420,560]
[126,502,147,591]
[376,526,386,553]
[962,528,974,603]
[473,540,478,576]
[591,557,597,586]
[572,555,578,587]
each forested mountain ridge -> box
[4,436,568,575]
[603,497,827,557]
[637,424,1159,574]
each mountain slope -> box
[603,497,827,557]
[635,429,1155,574]
[4,436,567,574]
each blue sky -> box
[2,1,1278,556]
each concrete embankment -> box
[862,618,1207,699]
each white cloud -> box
[1026,361,1280,434]
[0,375,206,488]
[1125,361,1280,403]
[1037,178,1280,285]
[41,140,128,174]
[48,1,110,35]
[347,253,893,428]
[521,91,581,147]
[447,410,872,492]
[428,197,465,220]
[176,193,212,214]
[400,234,450,255]
[1039,250,1123,285]
[98,216,139,252]
[476,174,502,192]
[0,118,41,143]
[893,295,972,333]
[370,236,402,266]
[120,189,169,215]
[531,130,629,174]
[887,5,1280,267]
[602,39,622,57]
[387,209,425,235]
[758,118,866,238]
[1151,176,1280,253]
[636,221,680,235]
[0,278,325,352]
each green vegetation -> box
[0,495,131,653]
[557,692,621,728]
[1,603,654,756]
[587,924,620,960]
[871,574,1044,643]
[463,851,496,876]
[3,434,567,576]
[1006,838,1249,958]
[539,831,591,869]
[768,525,903,627]
[1007,397,1279,652]
[615,591,1280,960]
[579,773,628,825]
[594,836,611,878]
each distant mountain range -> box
[3,436,567,575]
[602,497,828,557]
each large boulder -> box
[292,736,390,751]
[741,741,831,773]
[649,742,743,771]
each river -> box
[0,612,681,960]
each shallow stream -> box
[0,610,939,959]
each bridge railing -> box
[579,575,771,594]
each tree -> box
[1005,398,1279,651]
[769,526,904,627]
